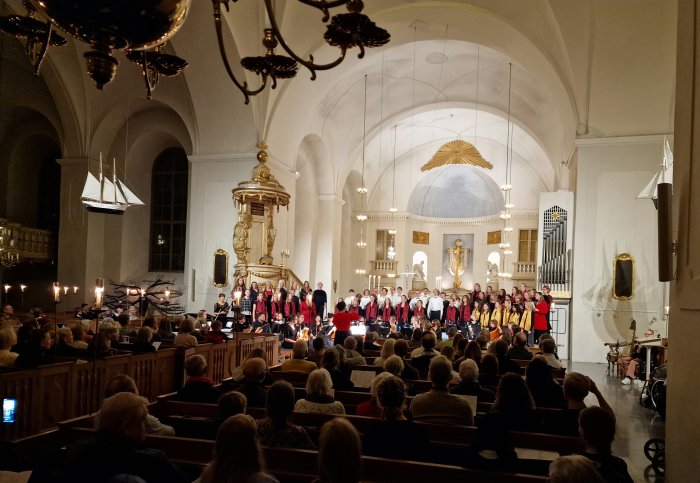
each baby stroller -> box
[644,438,665,477]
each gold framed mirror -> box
[612,253,635,300]
[213,249,229,288]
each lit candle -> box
[52,283,60,303]
[368,274,371,289]
[234,290,242,305]
[378,276,381,289]
[73,286,79,294]
[164,287,170,302]
[62,286,68,295]
[20,284,26,292]
[3,284,9,293]
[95,287,103,309]
[140,288,146,298]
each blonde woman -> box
[294,369,346,415]
[373,338,396,367]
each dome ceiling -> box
[407,165,503,218]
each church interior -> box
[0,0,699,481]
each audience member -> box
[493,339,521,375]
[255,381,314,449]
[541,338,562,369]
[156,317,175,340]
[342,336,367,366]
[549,455,605,483]
[364,375,429,461]
[218,391,247,420]
[363,332,381,352]
[294,369,346,415]
[321,348,354,391]
[507,332,533,360]
[478,353,500,387]
[306,336,325,366]
[229,348,269,383]
[173,317,198,347]
[578,406,633,483]
[196,414,278,483]
[438,326,459,348]
[0,327,19,367]
[356,372,392,418]
[174,355,221,404]
[393,339,420,380]
[373,338,395,366]
[15,328,54,368]
[526,356,566,409]
[85,330,114,359]
[548,372,615,437]
[116,313,136,339]
[103,374,175,436]
[450,359,495,402]
[316,418,362,483]
[204,320,230,344]
[228,357,269,408]
[410,332,438,359]
[411,355,474,425]
[64,392,188,483]
[142,317,161,342]
[281,340,317,373]
[69,324,89,350]
[132,327,156,352]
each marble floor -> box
[569,361,665,482]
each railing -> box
[513,261,537,280]
[370,260,398,273]
[0,218,55,262]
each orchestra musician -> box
[213,294,230,324]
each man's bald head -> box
[243,357,267,383]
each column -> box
[666,0,700,477]
[315,194,344,300]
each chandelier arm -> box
[28,21,53,74]
[212,0,268,104]
[294,0,353,22]
[264,0,347,81]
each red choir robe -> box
[300,300,315,322]
[381,305,393,321]
[270,300,282,318]
[365,302,378,321]
[349,305,360,315]
[254,300,267,319]
[413,306,426,318]
[459,304,470,323]
[445,306,458,324]
[534,300,549,331]
[282,300,296,318]
[396,302,410,324]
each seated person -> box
[364,375,429,461]
[218,391,247,420]
[316,418,362,483]
[229,348,271,383]
[174,355,221,404]
[549,455,605,483]
[373,338,396,367]
[281,339,318,373]
[356,372,392,418]
[305,336,325,366]
[197,414,279,483]
[546,372,615,437]
[321,347,354,391]
[116,313,136,339]
[294,369,346,415]
[526,356,566,409]
[450,359,495,402]
[204,320,230,344]
[478,353,500,387]
[393,339,420,380]
[342,336,367,366]
[493,339,522,375]
[507,332,533,360]
[15,327,54,368]
[226,357,269,408]
[541,338,563,369]
[132,326,157,352]
[63,392,188,483]
[410,332,439,359]
[255,381,315,449]
[103,374,175,435]
[69,324,89,350]
[363,331,381,352]
[173,317,198,347]
[0,327,19,367]
[578,406,633,483]
[411,355,474,425]
[143,317,162,342]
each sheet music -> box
[350,370,376,388]
[453,394,477,416]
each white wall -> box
[570,136,666,363]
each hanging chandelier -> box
[0,0,389,102]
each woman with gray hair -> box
[294,369,346,415]
[356,372,393,418]
[449,358,495,402]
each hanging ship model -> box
[81,154,144,215]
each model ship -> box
[81,154,144,215]
[637,139,674,207]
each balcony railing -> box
[512,261,536,281]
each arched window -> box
[149,147,188,272]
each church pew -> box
[56,426,547,482]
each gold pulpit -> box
[232,142,291,285]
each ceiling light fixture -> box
[0,0,389,102]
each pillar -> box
[314,194,344,300]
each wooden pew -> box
[56,426,547,483]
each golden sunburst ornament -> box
[420,140,493,172]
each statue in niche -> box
[486,261,499,283]
[233,211,252,265]
[260,211,276,265]
[412,260,426,281]
[447,239,470,289]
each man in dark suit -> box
[222,357,268,408]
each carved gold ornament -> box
[420,140,493,172]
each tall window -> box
[518,229,538,263]
[375,229,396,260]
[150,148,188,271]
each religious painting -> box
[441,234,474,291]
[487,230,502,245]
[412,230,429,245]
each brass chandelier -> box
[0,0,390,102]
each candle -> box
[140,288,146,298]
[52,283,60,303]
[20,284,26,292]
[3,284,9,293]
[368,274,371,289]
[95,287,103,308]
[234,290,242,305]
[378,276,381,289]
[73,286,79,294]
[164,288,170,302]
